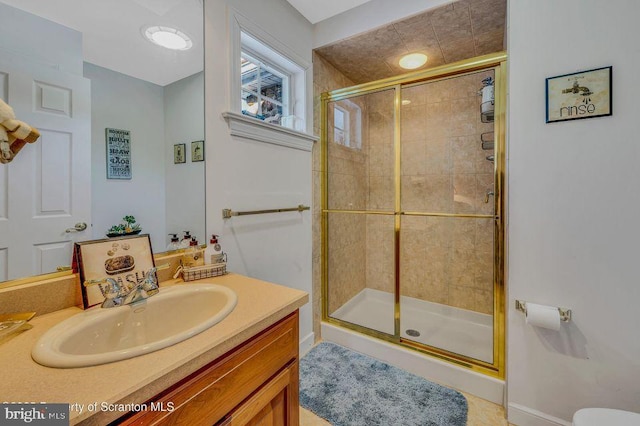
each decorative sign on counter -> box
[546,66,612,123]
[106,128,132,179]
[74,234,156,308]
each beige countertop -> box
[0,273,308,425]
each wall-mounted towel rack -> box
[222,204,310,219]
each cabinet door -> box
[220,361,299,426]
[119,311,299,426]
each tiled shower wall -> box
[396,70,495,314]
[315,55,496,327]
[312,53,358,337]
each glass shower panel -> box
[399,215,494,363]
[327,213,395,335]
[399,69,496,364]
[400,70,496,214]
[327,89,396,212]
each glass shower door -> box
[399,70,496,363]
[325,88,397,336]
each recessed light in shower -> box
[144,26,193,50]
[399,53,428,70]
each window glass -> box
[240,53,289,126]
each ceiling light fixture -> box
[144,26,193,50]
[399,53,428,70]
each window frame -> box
[228,10,310,132]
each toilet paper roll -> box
[525,303,561,331]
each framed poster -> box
[174,143,186,164]
[74,234,156,308]
[106,128,132,179]
[191,140,204,162]
[546,66,612,123]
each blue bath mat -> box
[299,342,468,426]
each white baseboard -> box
[321,322,505,405]
[508,403,572,426]
[299,332,315,357]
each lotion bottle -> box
[204,235,223,264]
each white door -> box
[0,57,91,281]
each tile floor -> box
[300,390,513,425]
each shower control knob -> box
[484,191,495,204]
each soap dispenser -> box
[204,235,223,264]
[181,237,204,267]
[166,234,181,251]
[180,231,192,248]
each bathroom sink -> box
[32,284,237,368]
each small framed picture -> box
[191,140,204,162]
[546,66,612,123]
[174,143,186,164]
[74,234,157,309]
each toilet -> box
[573,408,640,425]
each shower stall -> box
[321,52,506,377]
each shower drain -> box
[405,329,421,337]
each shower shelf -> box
[481,132,494,151]
[480,101,494,123]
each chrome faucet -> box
[84,267,160,308]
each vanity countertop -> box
[0,273,308,425]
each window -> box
[225,11,315,148]
[241,52,289,125]
[237,30,306,130]
[334,106,348,146]
[332,101,362,150]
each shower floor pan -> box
[331,288,493,363]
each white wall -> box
[0,2,83,76]
[204,0,314,348]
[508,1,640,424]
[85,63,167,253]
[313,0,451,48]
[164,72,206,248]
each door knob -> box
[65,222,87,233]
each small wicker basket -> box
[181,262,227,282]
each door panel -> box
[0,56,91,280]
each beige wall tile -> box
[401,139,427,176]
[368,175,394,210]
[424,138,451,175]
[369,144,394,177]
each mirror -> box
[0,0,204,285]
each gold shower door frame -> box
[321,52,507,378]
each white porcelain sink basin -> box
[32,284,237,368]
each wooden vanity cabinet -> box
[118,311,300,426]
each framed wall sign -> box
[191,140,204,162]
[174,143,186,164]
[74,234,156,308]
[546,66,612,123]
[106,128,132,179]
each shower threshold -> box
[330,288,493,363]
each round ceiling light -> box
[399,53,428,70]
[144,26,193,50]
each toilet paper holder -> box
[515,300,572,322]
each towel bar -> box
[222,204,310,219]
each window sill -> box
[222,112,318,152]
